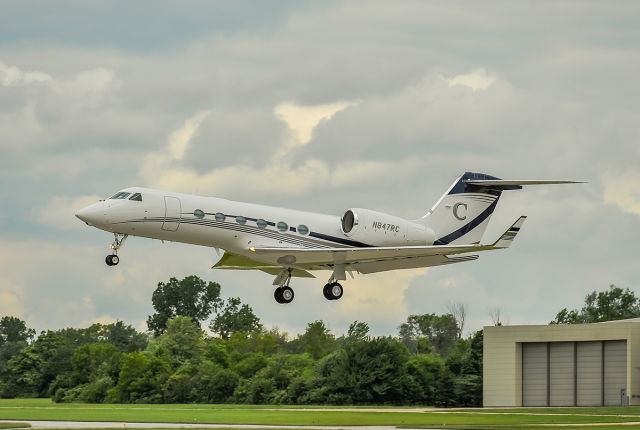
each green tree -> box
[147,276,222,336]
[294,320,336,360]
[199,366,239,403]
[72,342,119,384]
[346,321,370,341]
[107,352,171,403]
[461,330,483,376]
[399,313,459,356]
[405,353,445,404]
[209,297,262,340]
[552,285,640,324]
[102,321,147,352]
[318,336,411,404]
[151,316,204,368]
[0,316,35,344]
[0,316,34,397]
[4,329,85,397]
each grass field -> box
[3,399,640,428]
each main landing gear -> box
[271,271,346,304]
[323,275,343,301]
[323,282,343,300]
[274,285,294,304]
[105,233,128,267]
[273,268,294,304]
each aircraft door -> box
[162,196,181,231]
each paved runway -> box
[1,421,404,430]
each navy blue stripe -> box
[434,199,499,245]
[309,231,372,248]
[161,218,326,249]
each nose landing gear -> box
[105,233,128,267]
[105,254,120,266]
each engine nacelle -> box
[341,208,435,246]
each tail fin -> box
[417,172,507,245]
[417,172,583,246]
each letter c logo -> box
[453,202,467,221]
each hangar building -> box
[483,319,640,407]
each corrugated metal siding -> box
[604,340,627,406]
[523,342,548,406]
[577,341,602,406]
[550,342,574,406]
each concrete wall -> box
[483,320,640,407]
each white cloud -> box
[274,101,355,146]
[0,61,52,87]
[33,194,102,230]
[140,110,211,182]
[139,103,402,199]
[328,268,427,327]
[443,68,497,91]
[0,290,24,317]
[602,171,640,215]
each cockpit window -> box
[129,193,142,201]
[109,192,131,200]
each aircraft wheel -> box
[280,286,294,304]
[329,282,343,300]
[105,255,113,266]
[322,283,332,300]
[324,282,343,300]
[110,254,119,266]
[274,288,283,303]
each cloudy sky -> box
[1,1,639,337]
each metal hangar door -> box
[522,340,627,407]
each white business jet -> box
[75,172,580,304]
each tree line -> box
[0,278,634,405]
[0,275,481,405]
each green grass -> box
[2,399,640,428]
[0,423,30,429]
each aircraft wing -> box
[250,216,526,269]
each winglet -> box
[492,216,526,248]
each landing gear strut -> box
[273,268,294,304]
[323,275,344,300]
[105,233,128,266]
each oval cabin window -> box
[277,221,288,233]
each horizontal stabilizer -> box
[464,179,585,187]
[492,216,526,249]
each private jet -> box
[75,172,581,304]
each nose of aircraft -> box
[75,203,103,226]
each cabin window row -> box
[193,209,309,236]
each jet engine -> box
[341,208,435,247]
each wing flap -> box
[213,252,314,278]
